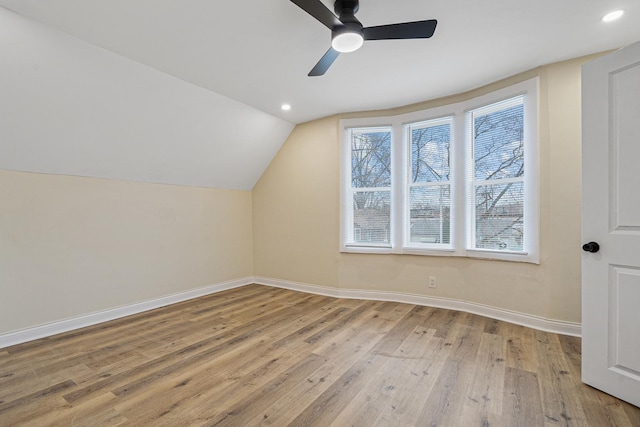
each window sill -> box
[466,249,539,264]
[339,246,539,263]
[341,245,393,254]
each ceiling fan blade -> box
[290,0,342,30]
[363,19,437,40]
[309,47,340,76]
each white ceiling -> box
[1,0,639,124]
[0,8,294,190]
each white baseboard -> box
[0,275,580,349]
[253,276,582,337]
[0,277,252,349]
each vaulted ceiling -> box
[1,1,638,189]
[2,0,638,124]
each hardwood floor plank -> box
[623,401,640,426]
[503,366,545,426]
[597,392,640,427]
[1,285,638,426]
[503,322,539,374]
[533,330,589,426]
[370,329,451,427]
[464,332,507,416]
[415,313,484,426]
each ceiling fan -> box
[291,0,438,76]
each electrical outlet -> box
[428,276,437,288]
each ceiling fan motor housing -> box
[333,22,363,39]
[334,0,359,21]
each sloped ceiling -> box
[0,8,294,190]
[1,0,639,124]
[1,1,639,189]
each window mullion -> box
[454,108,468,255]
[391,122,404,253]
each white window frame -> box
[340,78,539,263]
[343,126,393,249]
[404,116,455,252]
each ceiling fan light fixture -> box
[331,29,364,53]
[602,10,624,22]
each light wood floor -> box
[1,285,639,426]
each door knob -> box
[582,241,600,253]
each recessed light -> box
[281,104,291,111]
[602,10,624,22]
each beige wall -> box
[0,170,253,334]
[1,54,596,337]
[254,55,598,324]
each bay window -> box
[340,78,539,263]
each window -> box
[469,97,525,252]
[340,79,539,263]
[406,117,452,249]
[347,127,392,246]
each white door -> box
[582,40,640,407]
